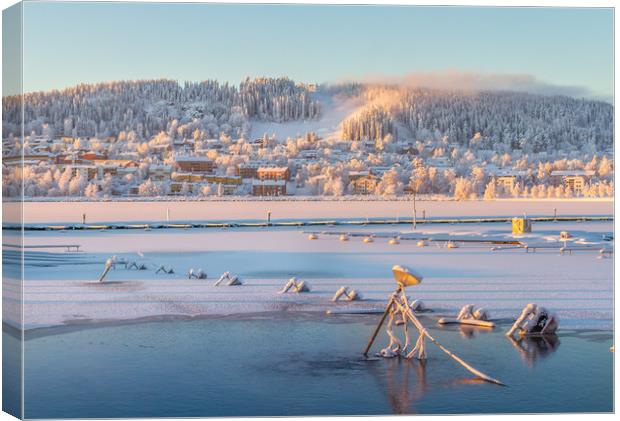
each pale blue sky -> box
[15,2,615,99]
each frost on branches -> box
[2,79,614,200]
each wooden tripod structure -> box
[363,265,504,386]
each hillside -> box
[1,78,614,199]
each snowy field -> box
[13,198,614,225]
[3,219,613,331]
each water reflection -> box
[508,335,561,368]
[385,358,428,414]
[458,325,494,339]
[371,356,495,414]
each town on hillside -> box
[2,79,614,199]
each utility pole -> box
[412,188,417,231]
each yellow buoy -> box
[417,240,427,247]
[363,236,374,243]
[308,233,318,240]
[339,234,349,242]
[388,237,400,245]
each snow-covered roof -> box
[174,156,212,162]
[257,166,289,173]
[149,164,172,171]
[252,179,286,186]
[551,170,595,177]
[492,170,529,177]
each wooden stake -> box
[362,287,400,357]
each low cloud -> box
[361,69,591,98]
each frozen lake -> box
[3,214,613,417]
[3,219,613,330]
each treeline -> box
[2,77,320,139]
[337,86,613,154]
[341,106,396,141]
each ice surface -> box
[7,219,612,331]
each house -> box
[257,166,290,181]
[252,179,287,196]
[148,164,172,182]
[249,138,268,148]
[550,170,595,194]
[174,156,215,173]
[237,162,260,179]
[171,172,204,183]
[490,170,528,191]
[79,152,107,161]
[369,166,392,177]
[203,175,242,185]
[348,171,377,195]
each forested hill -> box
[2,78,613,156]
[2,77,321,140]
[340,85,613,155]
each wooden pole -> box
[413,189,417,230]
[362,287,400,357]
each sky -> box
[6,2,615,100]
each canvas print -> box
[2,1,614,418]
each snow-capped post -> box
[166,208,170,223]
[553,208,557,222]
[363,265,504,385]
[267,211,271,226]
[82,213,86,224]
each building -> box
[174,156,215,173]
[68,164,98,180]
[171,172,204,183]
[550,170,595,194]
[348,171,377,195]
[237,163,260,179]
[490,170,528,191]
[203,175,242,185]
[2,153,52,167]
[257,166,290,181]
[148,165,172,182]
[252,179,287,196]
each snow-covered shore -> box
[14,198,614,225]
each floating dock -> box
[5,215,613,231]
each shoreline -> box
[6,215,614,231]
[5,198,613,225]
[6,311,614,340]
